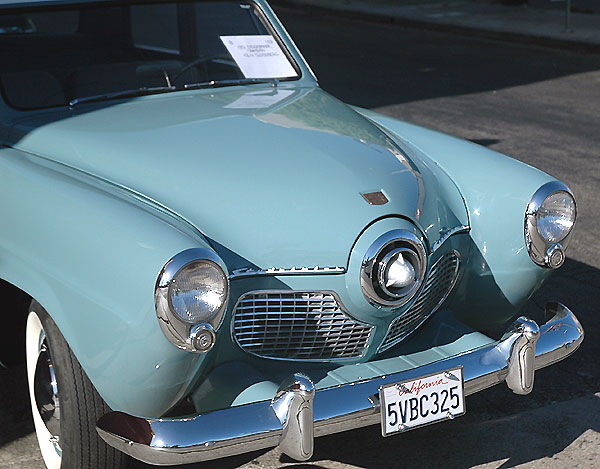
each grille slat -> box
[234,319,362,327]
[236,332,369,341]
[236,298,340,305]
[378,252,460,353]
[233,291,373,360]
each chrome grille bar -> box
[232,291,373,361]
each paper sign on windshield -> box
[220,35,297,79]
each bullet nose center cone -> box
[385,253,416,288]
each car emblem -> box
[361,191,389,205]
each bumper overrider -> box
[97,303,583,466]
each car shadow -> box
[299,390,599,468]
[0,363,33,445]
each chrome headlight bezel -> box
[525,181,576,269]
[155,248,229,353]
[361,229,427,308]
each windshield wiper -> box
[68,79,279,107]
[183,78,279,90]
[68,86,176,107]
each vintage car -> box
[0,0,584,468]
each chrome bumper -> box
[97,303,583,466]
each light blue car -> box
[0,0,583,467]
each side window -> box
[131,4,180,54]
[27,11,79,33]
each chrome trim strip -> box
[97,303,583,465]
[230,266,345,279]
[431,225,470,252]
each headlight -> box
[525,181,576,269]
[535,191,576,244]
[169,260,228,324]
[155,248,229,353]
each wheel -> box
[26,301,126,469]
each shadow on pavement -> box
[303,391,599,468]
[277,10,600,109]
[0,364,33,446]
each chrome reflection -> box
[272,374,315,461]
[503,317,540,395]
[230,265,345,279]
[96,303,583,466]
[33,334,62,456]
[361,229,427,308]
[155,248,229,353]
[525,181,576,268]
[232,290,374,361]
[431,225,469,252]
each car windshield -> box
[0,0,300,110]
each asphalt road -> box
[2,9,599,469]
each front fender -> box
[0,146,210,417]
[357,109,555,324]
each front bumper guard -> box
[97,302,583,466]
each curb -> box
[272,1,600,54]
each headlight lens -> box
[535,191,576,244]
[169,260,228,324]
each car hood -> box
[8,86,468,271]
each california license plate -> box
[380,367,465,436]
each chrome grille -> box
[233,291,373,360]
[379,251,460,353]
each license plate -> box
[380,367,465,436]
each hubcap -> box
[29,324,62,461]
[27,312,62,469]
[34,338,61,440]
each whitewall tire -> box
[25,301,126,469]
